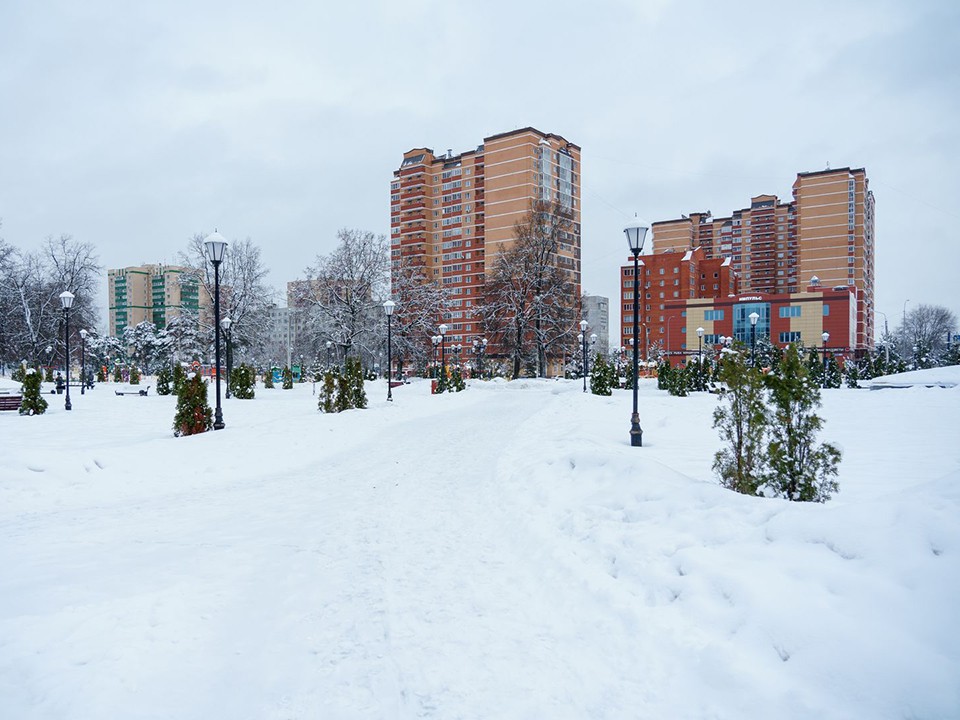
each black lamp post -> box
[59,291,74,411]
[79,328,88,395]
[384,299,395,401]
[326,340,333,371]
[439,323,447,378]
[221,316,233,399]
[696,326,704,391]
[579,319,589,393]
[821,331,830,388]
[472,337,487,378]
[625,218,649,447]
[749,311,759,367]
[204,231,228,430]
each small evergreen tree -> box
[44,366,54,383]
[435,365,449,394]
[129,366,141,385]
[172,363,187,395]
[231,363,256,399]
[113,365,123,383]
[346,357,368,408]
[173,373,213,437]
[666,363,690,397]
[263,369,275,389]
[96,365,108,383]
[824,354,843,389]
[12,362,27,383]
[156,365,173,395]
[282,365,294,390]
[712,352,768,495]
[449,366,466,392]
[844,358,860,389]
[763,344,841,502]
[334,370,351,412]
[805,347,824,388]
[590,354,614,396]
[19,368,48,416]
[318,370,336,413]
[656,360,671,390]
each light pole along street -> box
[59,290,75,411]
[749,311,759,366]
[204,231,228,430]
[383,299,395,401]
[821,331,830,388]
[624,217,649,447]
[579,318,589,393]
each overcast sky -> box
[1,0,957,338]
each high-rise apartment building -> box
[390,127,581,366]
[648,167,875,349]
[582,295,610,356]
[107,264,208,337]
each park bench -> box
[115,386,150,397]
[0,393,23,411]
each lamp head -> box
[439,324,447,336]
[696,327,704,338]
[203,231,229,264]
[749,312,759,326]
[59,290,75,310]
[80,328,88,339]
[221,316,233,331]
[383,299,396,316]
[624,218,650,255]
[579,319,588,332]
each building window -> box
[823,305,830,316]
[704,309,724,321]
[779,331,802,343]
[779,306,801,318]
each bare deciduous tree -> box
[479,201,578,379]
[295,229,390,366]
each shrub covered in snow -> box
[173,373,212,437]
[19,368,48,416]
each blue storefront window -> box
[733,302,770,344]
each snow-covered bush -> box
[173,373,212,437]
[19,368,48,416]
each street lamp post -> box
[431,335,441,377]
[204,231,228,430]
[696,326,704,390]
[821,331,830,388]
[79,328,88,395]
[439,323,447,379]
[59,291,74,411]
[749,312,760,366]
[326,341,333,370]
[625,218,649,447]
[383,299,395,401]
[221,317,233,398]
[580,319,589,393]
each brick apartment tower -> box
[649,167,875,349]
[390,127,581,365]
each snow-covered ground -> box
[1,372,958,719]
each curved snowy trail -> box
[1,382,667,719]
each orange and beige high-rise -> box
[648,167,875,349]
[390,127,581,363]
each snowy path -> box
[2,377,959,719]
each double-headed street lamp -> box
[625,217,649,447]
[59,291,75,411]
[431,335,441,376]
[204,231,228,430]
[383,299,395,401]
[221,317,233,399]
[749,312,760,366]
[472,337,488,378]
